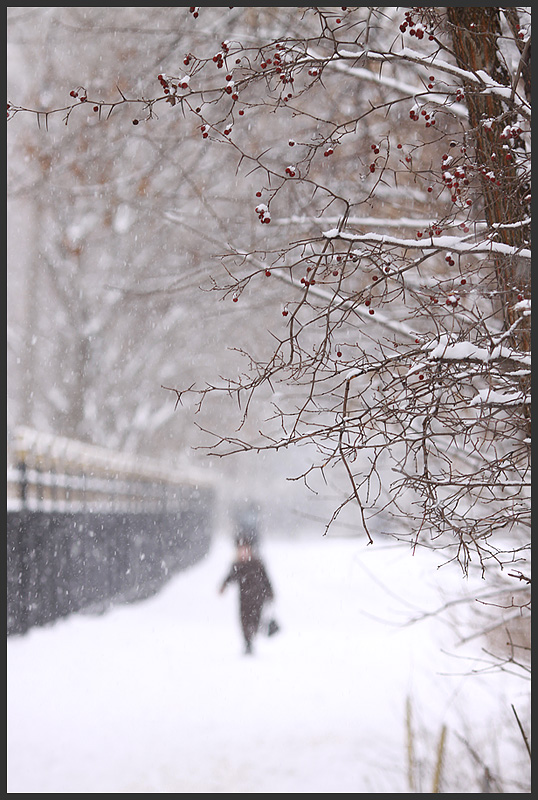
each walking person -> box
[219,533,275,655]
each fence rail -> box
[7,428,216,636]
[7,463,189,514]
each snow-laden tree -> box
[194,7,530,574]
[9,5,531,568]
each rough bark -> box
[447,8,531,354]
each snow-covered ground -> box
[7,532,529,793]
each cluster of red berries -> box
[478,165,502,186]
[69,87,87,102]
[370,145,382,172]
[426,293,460,308]
[189,7,199,18]
[500,124,523,142]
[157,73,189,95]
[399,10,433,40]
[441,153,474,204]
[212,41,231,70]
[418,224,444,239]
[409,103,436,127]
[225,84,239,100]
[259,48,283,71]
[255,203,271,224]
[213,52,226,69]
[257,46,297,94]
[285,165,297,177]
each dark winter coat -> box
[221,557,274,642]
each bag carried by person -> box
[262,602,280,637]
[266,618,280,636]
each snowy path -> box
[7,533,524,793]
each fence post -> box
[18,460,28,510]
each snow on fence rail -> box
[7,428,216,636]
[7,425,212,512]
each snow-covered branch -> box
[322,229,531,260]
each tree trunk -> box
[447,8,531,354]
